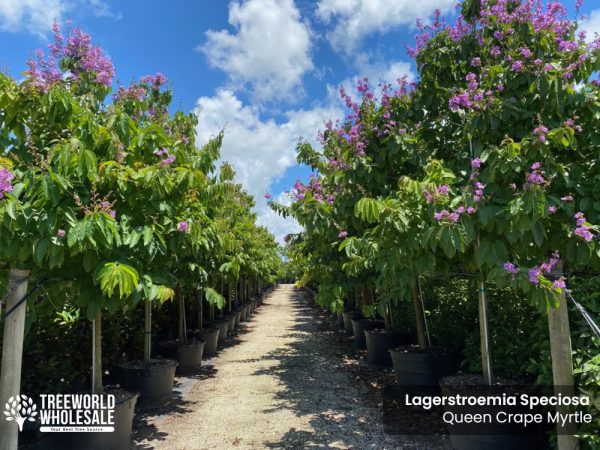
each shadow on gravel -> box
[131,358,220,448]
[257,288,449,450]
[131,309,264,447]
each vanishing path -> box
[133,285,448,449]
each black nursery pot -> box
[351,318,375,349]
[201,327,220,356]
[389,345,458,386]
[239,304,247,322]
[159,340,205,373]
[234,309,242,328]
[213,319,228,344]
[336,311,345,328]
[365,329,412,367]
[342,311,359,335]
[67,388,138,450]
[439,374,548,450]
[227,312,236,333]
[116,359,177,409]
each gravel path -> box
[132,285,449,449]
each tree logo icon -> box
[3,395,37,431]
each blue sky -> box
[0,0,597,242]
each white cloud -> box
[201,0,313,102]
[316,0,454,52]
[0,0,120,36]
[194,89,342,243]
[256,192,302,245]
[0,0,66,36]
[580,9,600,42]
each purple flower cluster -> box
[574,212,594,242]
[155,148,176,167]
[113,83,146,103]
[525,162,546,188]
[503,261,518,274]
[0,168,14,199]
[99,200,116,219]
[449,73,494,112]
[469,158,485,203]
[141,73,168,89]
[527,252,561,285]
[424,184,450,204]
[533,125,549,142]
[27,22,115,90]
[338,230,348,239]
[564,118,582,133]
[293,176,335,205]
[178,220,189,233]
[434,205,476,223]
[27,23,115,90]
[57,229,66,238]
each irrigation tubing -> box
[567,290,600,340]
[0,282,42,322]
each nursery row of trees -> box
[0,22,282,448]
[273,1,600,448]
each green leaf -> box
[93,262,139,299]
[204,287,226,309]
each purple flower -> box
[0,168,14,199]
[548,206,557,214]
[264,192,272,200]
[296,193,305,201]
[497,83,504,92]
[437,185,449,195]
[57,229,66,238]
[467,207,476,214]
[493,30,504,40]
[471,158,482,170]
[512,60,524,72]
[338,230,348,239]
[561,195,574,202]
[178,220,189,233]
[504,262,518,274]
[490,46,501,57]
[471,57,481,67]
[528,267,541,284]
[553,279,566,290]
[520,47,533,59]
[109,210,116,219]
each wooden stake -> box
[548,262,579,450]
[0,269,29,450]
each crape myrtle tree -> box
[0,21,282,419]
[275,0,600,416]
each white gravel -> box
[132,285,450,450]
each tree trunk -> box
[178,292,186,342]
[412,281,429,350]
[92,310,103,394]
[478,273,493,385]
[144,298,152,363]
[198,288,204,330]
[0,269,29,450]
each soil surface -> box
[132,284,450,449]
